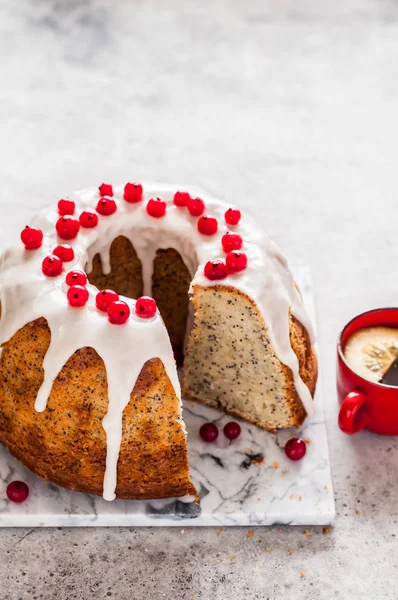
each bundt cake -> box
[0,182,317,501]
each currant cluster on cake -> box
[20,182,249,325]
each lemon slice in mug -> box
[343,326,398,383]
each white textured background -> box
[1,0,398,598]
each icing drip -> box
[0,182,316,501]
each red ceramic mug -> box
[337,308,398,435]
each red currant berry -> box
[79,210,99,228]
[56,216,80,240]
[65,270,87,286]
[6,481,29,503]
[99,182,113,197]
[124,182,143,203]
[173,191,191,207]
[58,199,75,216]
[226,250,248,273]
[53,244,74,262]
[172,344,184,367]
[284,437,307,461]
[223,421,241,441]
[96,289,119,312]
[204,260,228,281]
[108,300,131,324]
[197,216,218,236]
[67,285,89,307]
[199,423,219,443]
[221,232,243,253]
[225,208,241,226]
[96,197,117,216]
[42,255,63,277]
[187,197,205,217]
[20,225,43,250]
[147,198,166,218]
[135,296,157,319]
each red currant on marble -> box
[108,300,131,324]
[53,244,74,262]
[225,208,241,226]
[67,285,89,307]
[226,250,248,273]
[56,216,80,240]
[96,197,117,216]
[6,481,29,503]
[223,421,241,441]
[187,197,205,217]
[204,260,228,281]
[96,289,119,312]
[199,423,219,443]
[135,296,157,319]
[99,182,113,197]
[284,437,307,461]
[147,198,166,218]
[173,191,191,207]
[124,182,143,203]
[42,255,63,277]
[79,210,99,228]
[58,199,75,216]
[197,216,218,236]
[20,226,43,250]
[221,232,243,253]
[65,270,87,286]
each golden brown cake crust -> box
[0,317,196,499]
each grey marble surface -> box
[1,0,398,598]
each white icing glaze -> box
[0,182,316,501]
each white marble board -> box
[0,265,335,527]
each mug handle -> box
[338,390,370,435]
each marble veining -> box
[0,265,335,527]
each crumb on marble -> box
[288,549,293,555]
[247,530,254,538]
[289,494,294,499]
[300,572,306,578]
[304,438,311,444]
[304,530,311,536]
[216,530,222,537]
[355,509,361,515]
[323,527,331,535]
[272,461,279,469]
